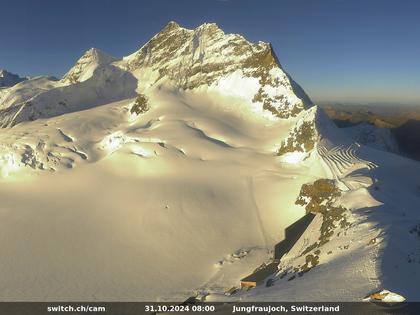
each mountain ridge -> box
[61,48,118,84]
[0,69,28,88]
[0,21,419,303]
[0,21,313,127]
[118,21,312,118]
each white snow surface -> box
[0,21,419,302]
[0,21,312,128]
[342,122,400,154]
[61,48,118,85]
[0,86,326,301]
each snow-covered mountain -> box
[0,21,419,303]
[119,21,312,117]
[342,122,400,154]
[0,21,312,128]
[0,69,27,87]
[61,48,118,84]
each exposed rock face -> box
[130,94,149,115]
[277,105,341,160]
[278,120,316,155]
[0,21,314,127]
[121,21,312,118]
[277,107,320,156]
[295,179,350,248]
[296,179,341,214]
[0,69,27,87]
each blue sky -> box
[1,0,419,105]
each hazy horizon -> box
[314,99,420,107]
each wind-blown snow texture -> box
[0,22,419,302]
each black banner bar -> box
[0,302,419,315]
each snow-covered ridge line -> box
[0,21,313,127]
[117,21,313,119]
[61,48,118,85]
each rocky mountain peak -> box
[72,47,116,66]
[161,20,182,32]
[194,22,224,36]
[123,21,312,118]
[0,69,27,87]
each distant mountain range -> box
[320,103,420,161]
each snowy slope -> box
[0,76,61,126]
[118,21,312,118]
[0,76,58,109]
[0,86,327,301]
[0,22,311,127]
[211,114,420,302]
[0,21,419,302]
[61,48,118,84]
[342,122,400,154]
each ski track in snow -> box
[247,177,269,248]
[317,143,377,190]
